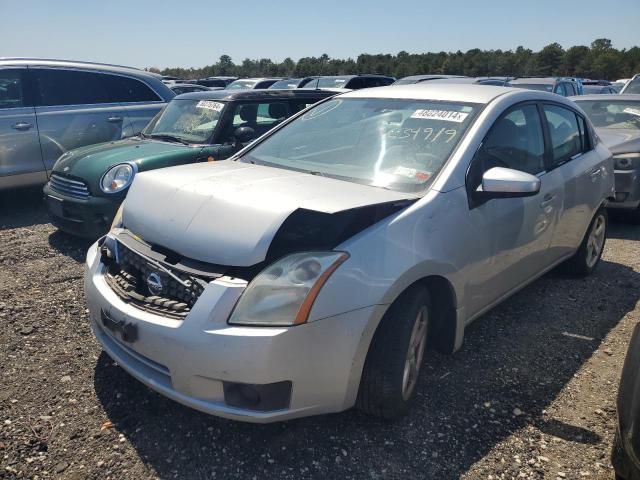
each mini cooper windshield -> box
[144,99,224,143]
[579,99,640,131]
[241,98,478,193]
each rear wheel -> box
[356,285,430,419]
[564,208,607,277]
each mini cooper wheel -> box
[564,207,607,277]
[357,285,431,419]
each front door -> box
[0,68,46,188]
[464,103,563,316]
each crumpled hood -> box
[123,160,414,266]
[596,128,640,155]
[53,138,200,182]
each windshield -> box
[623,78,640,94]
[578,99,640,130]
[145,99,224,143]
[226,80,258,90]
[269,79,301,89]
[306,77,352,89]
[509,83,554,92]
[241,98,479,194]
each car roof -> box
[509,77,557,85]
[173,88,339,101]
[0,57,163,79]
[572,94,640,101]
[399,74,467,81]
[341,83,518,104]
[230,77,284,82]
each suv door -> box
[102,74,165,134]
[542,103,606,255]
[0,68,46,188]
[31,68,132,173]
[464,103,564,315]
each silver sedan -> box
[84,84,614,422]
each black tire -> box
[612,428,629,480]
[563,207,607,277]
[356,285,431,419]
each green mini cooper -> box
[44,89,336,237]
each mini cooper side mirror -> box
[479,167,541,198]
[234,126,256,145]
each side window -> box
[221,102,290,143]
[473,104,546,178]
[0,69,24,109]
[576,114,592,152]
[34,69,110,106]
[553,83,565,96]
[103,75,161,103]
[543,105,582,167]
[565,83,576,96]
[346,77,366,89]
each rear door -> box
[0,67,46,188]
[102,74,165,134]
[542,103,606,255]
[32,67,131,172]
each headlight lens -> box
[100,163,137,193]
[614,152,640,170]
[228,251,349,326]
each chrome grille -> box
[49,173,90,199]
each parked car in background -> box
[161,75,180,83]
[621,75,640,94]
[84,84,613,423]
[582,84,618,95]
[508,77,581,96]
[44,89,336,237]
[268,77,319,89]
[573,94,640,221]
[0,58,174,190]
[195,77,237,88]
[393,74,467,85]
[226,78,283,90]
[303,74,395,89]
[169,83,213,95]
[612,80,629,93]
[611,321,640,480]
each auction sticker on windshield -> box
[196,100,225,112]
[411,109,469,123]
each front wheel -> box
[564,207,608,277]
[356,285,431,419]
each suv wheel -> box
[356,285,430,419]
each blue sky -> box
[1,0,638,69]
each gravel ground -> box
[1,188,639,480]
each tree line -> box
[151,39,639,81]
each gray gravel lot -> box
[1,188,639,480]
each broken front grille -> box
[102,240,207,320]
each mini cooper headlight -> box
[613,152,640,170]
[228,252,349,326]
[100,163,137,194]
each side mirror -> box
[479,167,540,198]
[234,126,256,144]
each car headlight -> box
[100,163,137,193]
[228,251,349,326]
[614,152,640,170]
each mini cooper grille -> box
[49,173,90,199]
[103,242,207,320]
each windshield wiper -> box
[148,134,190,145]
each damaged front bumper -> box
[84,241,380,423]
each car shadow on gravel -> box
[607,220,640,241]
[93,256,640,479]
[0,187,49,229]
[47,230,93,263]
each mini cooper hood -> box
[53,138,198,180]
[123,160,414,267]
[596,128,640,155]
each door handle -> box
[107,116,123,123]
[540,194,556,209]
[589,168,601,181]
[12,122,33,131]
